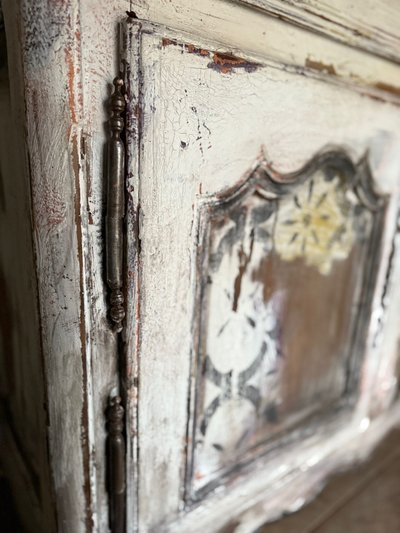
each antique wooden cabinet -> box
[1,1,400,532]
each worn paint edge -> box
[161,37,261,74]
[67,3,97,526]
[235,0,400,67]
[127,17,400,106]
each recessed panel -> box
[187,151,385,497]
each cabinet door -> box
[122,15,400,533]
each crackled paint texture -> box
[126,22,400,532]
[2,1,400,533]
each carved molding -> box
[185,148,387,502]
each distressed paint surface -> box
[2,0,130,531]
[188,159,382,497]
[128,0,400,105]
[14,1,93,530]
[239,0,400,65]
[0,10,56,532]
[1,1,400,532]
[124,21,400,533]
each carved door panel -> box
[123,18,400,533]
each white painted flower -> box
[274,174,355,275]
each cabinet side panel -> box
[2,1,97,531]
[0,7,56,532]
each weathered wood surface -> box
[128,0,400,104]
[1,1,400,532]
[187,153,384,498]
[2,1,129,531]
[124,20,400,533]
[238,0,400,65]
[0,12,55,532]
[260,427,400,533]
[1,2,93,531]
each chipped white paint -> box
[193,194,282,491]
[124,18,400,533]
[2,0,130,531]
[1,1,400,532]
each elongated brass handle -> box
[107,396,126,533]
[106,78,126,333]
[105,79,127,533]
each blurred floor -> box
[260,428,400,533]
[1,429,399,533]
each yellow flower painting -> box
[274,172,355,275]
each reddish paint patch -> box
[186,44,210,57]
[208,52,260,74]
[232,231,255,312]
[134,103,142,126]
[64,47,77,124]
[161,38,210,57]
[161,38,258,73]
[162,37,177,47]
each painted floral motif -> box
[274,173,355,275]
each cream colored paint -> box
[125,21,400,532]
[1,1,400,532]
[240,0,400,64]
